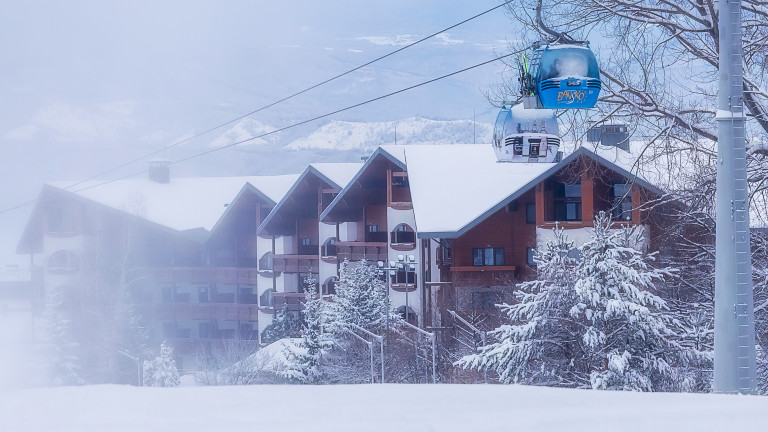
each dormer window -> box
[553,183,582,221]
[611,183,633,221]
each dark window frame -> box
[472,248,505,266]
[525,202,536,224]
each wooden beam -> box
[581,159,595,226]
[631,186,642,224]
[535,183,546,225]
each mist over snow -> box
[0,0,513,267]
[286,118,493,151]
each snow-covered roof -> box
[401,144,555,237]
[321,143,665,239]
[47,174,299,233]
[258,162,363,235]
[308,163,364,190]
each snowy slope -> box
[1,384,766,432]
[285,117,492,151]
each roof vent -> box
[587,124,630,151]
[148,159,170,184]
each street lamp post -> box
[378,254,418,327]
[117,350,142,386]
[377,260,397,331]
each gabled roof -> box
[17,174,299,252]
[320,143,665,240]
[319,147,406,222]
[47,175,299,232]
[405,145,555,237]
[418,146,664,238]
[258,162,363,235]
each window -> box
[198,286,210,303]
[611,183,633,221]
[553,183,582,221]
[199,322,211,339]
[393,266,417,285]
[259,252,274,271]
[259,289,275,308]
[46,206,76,234]
[472,248,505,266]
[366,224,387,242]
[527,247,537,266]
[526,203,536,224]
[472,291,502,311]
[300,237,311,246]
[391,224,415,244]
[439,242,452,263]
[322,238,337,257]
[47,250,80,273]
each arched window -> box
[259,288,275,308]
[259,251,274,271]
[47,250,80,273]
[391,224,415,244]
[321,237,338,257]
[322,276,338,295]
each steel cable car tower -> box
[714,0,757,393]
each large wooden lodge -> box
[17,140,665,369]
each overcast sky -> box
[0,0,515,265]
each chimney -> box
[148,160,170,184]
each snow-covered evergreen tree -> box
[42,286,84,386]
[142,342,180,387]
[262,304,302,344]
[457,224,581,385]
[459,213,708,391]
[328,259,395,334]
[281,279,331,384]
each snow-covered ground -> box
[1,384,766,431]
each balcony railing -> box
[450,266,517,287]
[336,241,388,262]
[155,303,260,320]
[365,232,388,243]
[272,292,306,312]
[149,267,259,285]
[297,244,319,255]
[272,255,320,273]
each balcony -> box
[272,255,320,273]
[336,241,388,262]
[272,292,306,312]
[155,303,260,320]
[149,267,259,285]
[297,244,319,256]
[450,266,517,287]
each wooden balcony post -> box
[631,186,642,224]
[581,160,595,227]
[535,183,546,225]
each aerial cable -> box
[0,51,516,217]
[61,0,512,191]
[168,52,517,166]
